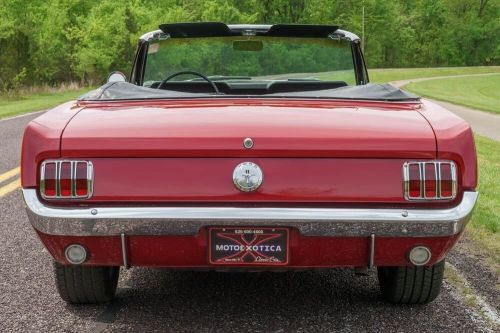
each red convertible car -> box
[22,23,478,305]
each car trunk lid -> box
[61,103,436,158]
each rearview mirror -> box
[233,40,263,52]
[107,71,126,83]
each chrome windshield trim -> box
[333,29,360,41]
[140,27,360,42]
[139,29,163,41]
[23,189,478,237]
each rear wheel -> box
[53,261,120,304]
[377,260,445,304]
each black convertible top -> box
[159,22,340,38]
[79,82,419,102]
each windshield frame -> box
[130,25,369,90]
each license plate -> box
[209,227,289,265]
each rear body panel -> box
[37,230,461,268]
[61,157,424,204]
[44,100,437,204]
[21,97,477,269]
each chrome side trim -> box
[121,233,129,269]
[451,163,458,199]
[40,162,47,197]
[86,162,94,199]
[369,234,375,269]
[23,189,478,238]
[436,162,441,198]
[56,161,62,197]
[70,162,77,197]
[419,162,424,198]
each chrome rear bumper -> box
[22,189,478,237]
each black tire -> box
[53,261,119,304]
[377,260,445,304]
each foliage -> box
[0,0,499,89]
[144,37,356,84]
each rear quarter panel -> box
[21,101,82,187]
[418,99,477,190]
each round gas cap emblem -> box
[233,162,263,192]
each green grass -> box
[2,66,499,120]
[0,88,91,119]
[310,70,358,85]
[466,135,500,263]
[368,66,500,83]
[315,66,500,84]
[470,136,500,234]
[404,74,500,114]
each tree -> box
[0,0,498,89]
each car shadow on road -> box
[62,268,477,332]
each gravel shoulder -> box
[448,234,499,310]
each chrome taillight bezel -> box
[403,161,457,201]
[40,160,93,199]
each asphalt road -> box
[0,112,498,332]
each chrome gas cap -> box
[233,162,263,192]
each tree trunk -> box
[478,0,489,17]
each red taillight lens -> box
[424,163,437,198]
[408,164,421,198]
[42,162,57,197]
[40,160,93,199]
[440,163,454,198]
[404,161,456,200]
[75,162,89,197]
[60,162,72,197]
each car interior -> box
[149,80,348,94]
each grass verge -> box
[369,66,500,83]
[314,66,500,84]
[2,66,499,120]
[444,263,479,308]
[444,262,499,329]
[0,88,91,120]
[467,135,499,264]
[405,74,500,114]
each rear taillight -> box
[403,161,457,200]
[40,160,93,199]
